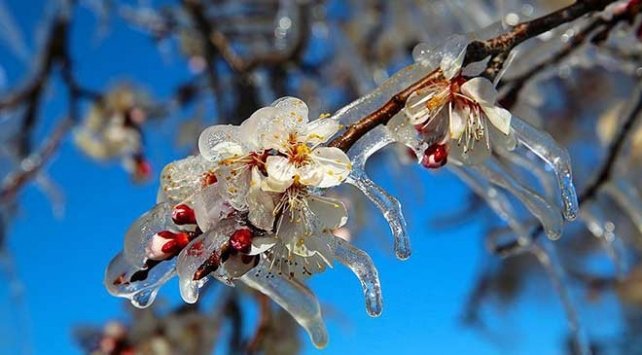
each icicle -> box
[333,237,383,316]
[494,146,557,201]
[104,253,176,309]
[529,240,590,355]
[449,164,531,253]
[604,178,642,235]
[123,202,176,269]
[472,157,564,239]
[241,258,329,349]
[580,201,627,278]
[345,127,411,260]
[510,116,579,221]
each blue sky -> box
[0,1,618,354]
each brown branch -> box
[0,118,73,204]
[499,4,641,108]
[328,0,620,152]
[245,292,272,354]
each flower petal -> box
[249,235,278,255]
[308,195,348,230]
[263,156,296,192]
[460,77,498,105]
[440,35,467,80]
[124,202,176,268]
[482,104,512,135]
[449,104,466,139]
[159,155,212,205]
[247,167,277,231]
[198,125,244,162]
[240,107,278,150]
[302,117,340,147]
[309,147,352,188]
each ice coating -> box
[241,258,329,349]
[104,253,176,309]
[177,229,235,303]
[472,157,564,240]
[449,164,531,252]
[345,126,411,259]
[159,155,213,204]
[328,62,438,126]
[580,201,627,277]
[495,146,557,200]
[198,125,241,162]
[123,202,175,269]
[510,116,579,221]
[604,178,642,235]
[530,240,590,355]
[333,237,383,317]
[192,184,233,232]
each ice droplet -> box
[104,253,176,309]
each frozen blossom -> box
[105,37,582,349]
[106,97,380,349]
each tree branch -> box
[328,0,620,152]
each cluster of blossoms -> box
[105,97,381,348]
[74,86,152,182]
[105,37,582,347]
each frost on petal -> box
[273,97,309,126]
[176,229,234,303]
[263,155,296,192]
[460,77,498,105]
[193,184,233,233]
[310,147,352,188]
[511,116,579,221]
[241,258,329,349]
[308,195,348,230]
[440,35,467,80]
[104,253,176,309]
[198,125,243,162]
[333,237,383,317]
[124,203,176,269]
[160,155,213,204]
[247,168,277,231]
[481,104,511,135]
[302,117,341,147]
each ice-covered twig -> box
[327,0,620,152]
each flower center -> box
[289,143,311,166]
